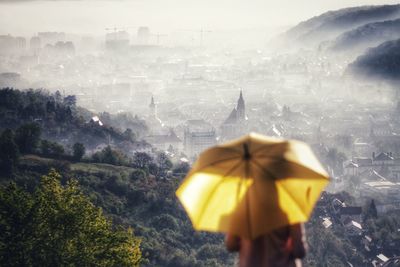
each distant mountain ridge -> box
[347,38,400,82]
[330,19,400,52]
[279,4,400,48]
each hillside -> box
[278,4,400,48]
[8,153,400,266]
[6,154,235,267]
[0,88,148,154]
[330,19,400,53]
[347,38,400,82]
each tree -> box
[123,128,136,142]
[15,123,41,154]
[132,152,153,169]
[173,162,190,175]
[0,170,141,266]
[156,152,173,177]
[0,129,19,175]
[40,140,64,159]
[73,142,85,161]
[63,95,76,107]
[40,140,51,156]
[92,146,128,166]
[49,142,64,158]
[364,199,378,220]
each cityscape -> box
[1,1,400,266]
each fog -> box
[1,0,400,196]
[1,0,400,36]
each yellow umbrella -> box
[176,132,329,240]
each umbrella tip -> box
[243,143,251,160]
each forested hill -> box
[0,88,148,154]
[330,19,400,53]
[347,38,400,82]
[277,4,400,48]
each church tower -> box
[236,90,246,121]
[149,95,156,117]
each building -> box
[184,119,217,159]
[146,96,164,133]
[137,27,150,45]
[37,32,65,46]
[30,36,41,53]
[145,129,182,152]
[220,90,248,140]
[344,152,400,181]
[0,35,26,55]
[105,31,130,51]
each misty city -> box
[0,0,400,266]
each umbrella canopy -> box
[176,133,329,240]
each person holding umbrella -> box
[176,133,329,267]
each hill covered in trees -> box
[347,38,400,83]
[330,19,400,53]
[0,88,148,155]
[279,4,400,48]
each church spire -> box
[149,95,156,117]
[237,89,245,121]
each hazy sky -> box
[0,0,399,36]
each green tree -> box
[0,129,19,175]
[73,142,85,161]
[15,123,41,154]
[156,152,173,177]
[49,142,64,158]
[132,152,153,169]
[40,140,64,159]
[0,170,141,266]
[366,199,378,220]
[40,140,51,156]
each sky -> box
[0,0,399,37]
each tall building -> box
[30,36,41,53]
[184,119,217,159]
[220,90,248,140]
[37,32,65,46]
[105,31,130,51]
[137,27,150,45]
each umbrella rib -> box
[193,156,241,174]
[251,159,279,181]
[195,160,244,228]
[252,155,328,179]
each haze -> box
[1,0,399,36]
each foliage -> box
[132,152,153,170]
[73,142,85,161]
[0,129,19,175]
[0,170,141,266]
[40,140,64,158]
[92,146,129,166]
[15,123,41,154]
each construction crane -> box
[105,26,137,34]
[180,28,212,47]
[151,33,168,46]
